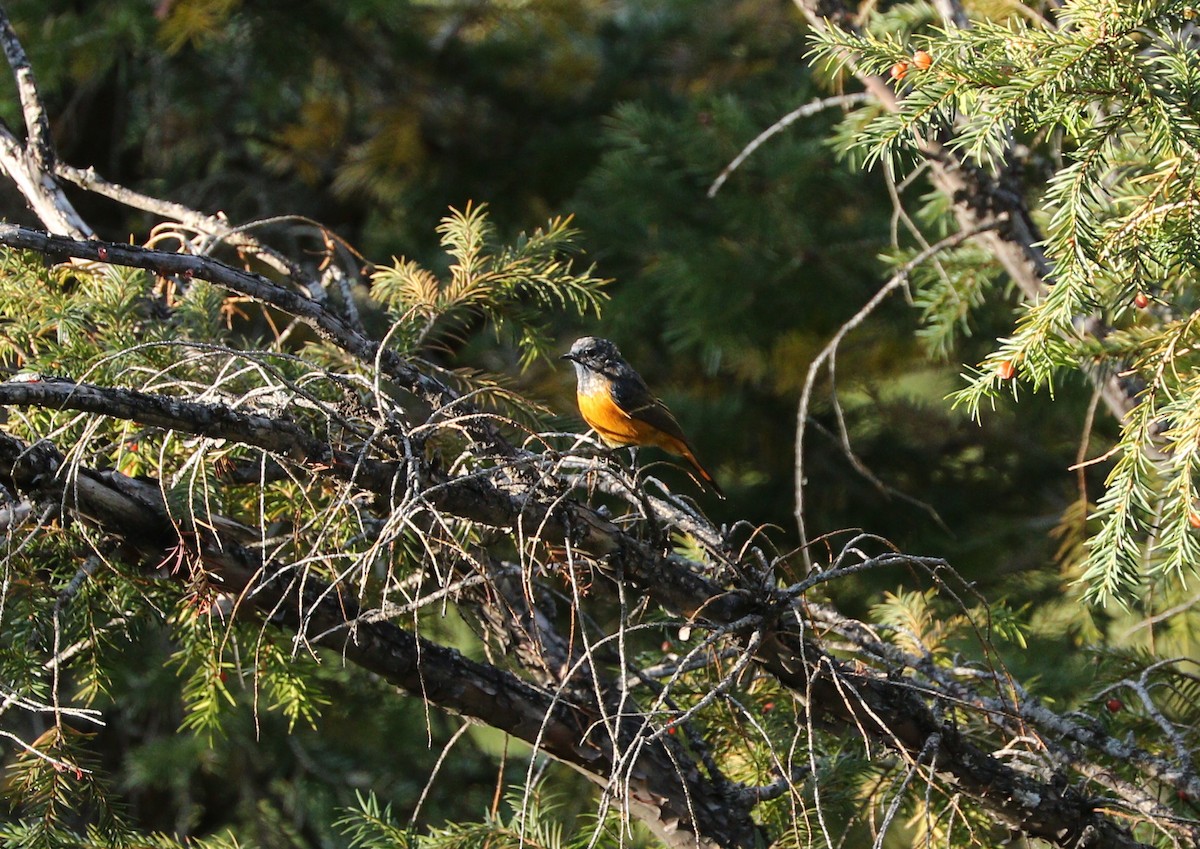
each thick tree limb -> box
[808,604,1198,833]
[756,626,1162,849]
[0,374,1159,847]
[0,429,763,849]
[0,371,747,621]
[0,378,331,461]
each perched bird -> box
[562,336,725,498]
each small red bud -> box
[1134,292,1149,309]
[912,50,933,70]
[762,701,775,713]
[96,245,108,261]
[890,61,910,81]
[666,726,677,735]
[1190,510,1200,530]
[1105,698,1123,713]
[997,360,1016,380]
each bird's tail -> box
[682,447,726,500]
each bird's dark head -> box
[561,336,623,372]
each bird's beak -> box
[560,352,577,362]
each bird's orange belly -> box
[576,390,682,453]
[576,388,652,448]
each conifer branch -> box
[0,8,1193,845]
[0,377,331,461]
[791,0,1143,427]
[0,402,1164,848]
[0,428,765,849]
[0,223,493,438]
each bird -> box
[561,336,725,498]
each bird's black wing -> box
[610,375,691,445]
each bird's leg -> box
[596,444,641,493]
[627,446,641,487]
[583,433,625,491]
[624,448,666,541]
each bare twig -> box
[0,6,91,236]
[707,93,872,197]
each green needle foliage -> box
[372,204,607,368]
[0,206,604,847]
[811,0,1200,604]
[334,784,630,849]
